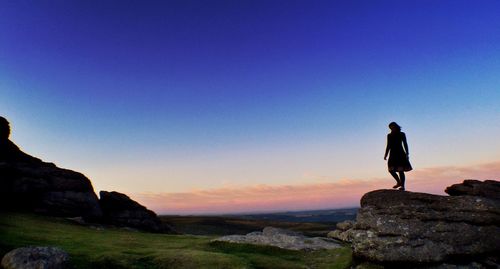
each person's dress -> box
[387,132,412,172]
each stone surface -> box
[336,220,355,231]
[0,161,102,219]
[1,246,70,269]
[327,220,356,243]
[99,191,163,232]
[445,179,500,200]
[212,226,341,250]
[331,180,500,267]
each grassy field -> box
[160,215,336,236]
[0,212,352,269]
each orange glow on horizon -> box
[131,161,500,215]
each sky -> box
[1,0,499,214]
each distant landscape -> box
[161,208,358,236]
[2,1,499,268]
[230,208,358,223]
[0,212,355,269]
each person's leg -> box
[398,172,405,190]
[389,171,401,188]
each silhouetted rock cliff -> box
[329,180,500,268]
[99,191,163,232]
[0,116,168,232]
[0,161,103,219]
[0,116,102,219]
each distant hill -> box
[228,208,358,223]
[160,208,358,236]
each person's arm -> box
[402,133,409,157]
[384,135,390,160]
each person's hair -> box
[388,122,401,132]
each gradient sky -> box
[1,0,499,214]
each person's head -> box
[388,122,401,132]
[0,116,11,139]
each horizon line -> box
[132,160,500,215]
[157,206,360,217]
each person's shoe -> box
[393,184,401,189]
[399,187,405,191]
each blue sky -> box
[1,1,499,212]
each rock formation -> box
[213,226,341,250]
[99,191,163,232]
[1,246,70,269]
[445,179,500,199]
[329,180,500,268]
[0,117,102,219]
[0,116,168,232]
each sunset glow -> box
[133,161,500,214]
[1,1,499,215]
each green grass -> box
[0,212,352,269]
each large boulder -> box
[1,246,70,269]
[331,180,500,268]
[99,191,163,232]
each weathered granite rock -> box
[336,220,355,231]
[327,220,355,242]
[212,226,341,250]
[99,191,163,232]
[445,179,500,200]
[1,246,70,269]
[332,180,500,267]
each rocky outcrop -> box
[0,160,103,219]
[327,220,355,243]
[212,226,341,250]
[445,179,500,200]
[329,180,500,268]
[0,117,102,219]
[99,191,163,232]
[0,117,170,233]
[1,246,70,269]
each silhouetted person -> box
[0,116,41,163]
[384,122,412,191]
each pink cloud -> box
[131,161,500,215]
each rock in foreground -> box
[331,180,500,267]
[1,246,70,269]
[213,227,341,250]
